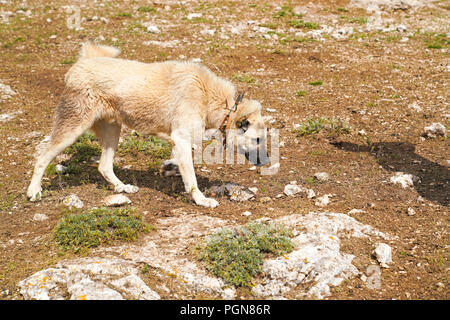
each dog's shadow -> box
[331,141,449,206]
[47,160,229,199]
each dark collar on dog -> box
[219,92,245,148]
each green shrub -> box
[198,222,294,287]
[63,132,101,163]
[295,117,351,136]
[118,133,171,159]
[54,207,152,251]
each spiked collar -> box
[218,92,245,148]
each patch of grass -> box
[64,132,101,163]
[259,22,278,30]
[274,5,302,19]
[198,222,294,287]
[295,90,307,97]
[349,17,368,24]
[425,33,448,49]
[288,19,320,29]
[60,58,75,65]
[308,80,323,86]
[2,37,25,48]
[137,6,156,13]
[233,73,256,83]
[337,7,349,12]
[54,207,153,251]
[340,15,368,24]
[116,12,132,17]
[45,163,57,176]
[295,117,351,136]
[118,132,171,159]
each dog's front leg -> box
[171,128,219,208]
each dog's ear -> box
[235,98,262,120]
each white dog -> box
[27,42,269,207]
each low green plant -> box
[288,19,319,29]
[118,133,171,159]
[137,6,156,13]
[296,90,307,97]
[63,132,101,163]
[233,73,256,84]
[54,207,153,251]
[295,117,351,136]
[309,80,323,86]
[198,222,294,287]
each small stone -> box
[55,164,66,174]
[284,183,303,196]
[242,211,252,216]
[313,172,329,182]
[63,194,84,209]
[315,194,330,207]
[348,209,366,215]
[305,188,316,199]
[260,196,272,203]
[424,123,447,138]
[146,25,161,34]
[373,243,392,267]
[187,13,202,20]
[248,187,258,194]
[390,172,419,188]
[407,207,416,216]
[33,213,48,222]
[407,102,422,112]
[225,183,255,202]
[103,194,132,207]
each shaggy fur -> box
[27,41,268,207]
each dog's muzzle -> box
[245,148,270,167]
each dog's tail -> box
[79,41,121,59]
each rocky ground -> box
[0,0,449,300]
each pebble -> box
[315,194,330,207]
[313,172,329,182]
[63,194,84,209]
[348,209,366,215]
[373,243,392,267]
[424,123,447,138]
[103,194,132,207]
[33,213,48,222]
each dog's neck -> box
[206,100,237,130]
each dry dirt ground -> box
[0,0,448,300]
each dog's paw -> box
[114,184,139,194]
[194,196,219,208]
[27,187,42,202]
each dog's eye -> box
[237,120,250,132]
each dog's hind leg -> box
[91,119,139,193]
[27,116,92,202]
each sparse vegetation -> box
[137,6,156,13]
[198,222,294,287]
[118,133,171,159]
[63,132,101,163]
[54,207,153,251]
[295,117,351,136]
[295,90,307,97]
[288,19,320,29]
[233,73,256,83]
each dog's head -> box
[228,98,270,166]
